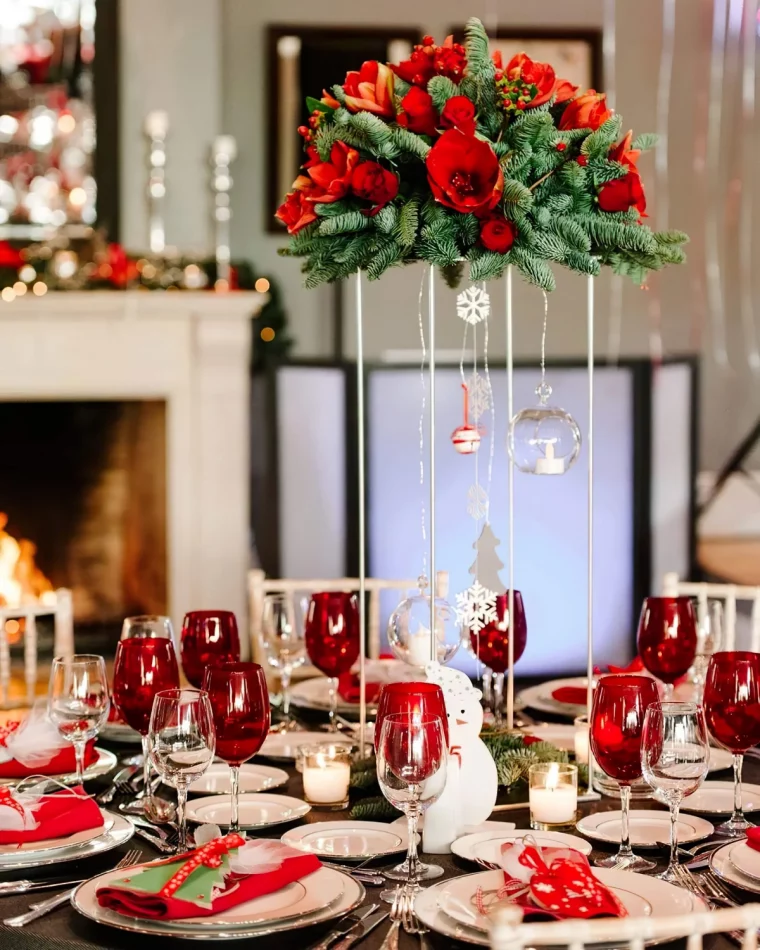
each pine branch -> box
[375,204,399,234]
[391,126,431,160]
[464,17,491,83]
[318,211,372,236]
[512,246,556,292]
[428,75,460,113]
[503,177,533,209]
[631,132,659,152]
[469,249,510,281]
[398,197,420,247]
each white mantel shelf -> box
[0,290,264,645]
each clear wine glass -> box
[121,615,177,644]
[260,593,306,731]
[690,601,723,702]
[149,688,216,852]
[376,711,447,899]
[641,701,710,883]
[48,654,110,784]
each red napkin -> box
[746,829,760,852]
[0,733,98,779]
[550,686,589,707]
[337,672,381,704]
[97,836,322,920]
[0,786,104,845]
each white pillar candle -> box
[529,762,578,827]
[408,627,433,667]
[302,754,350,805]
[535,441,565,475]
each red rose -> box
[392,34,465,87]
[275,178,319,234]
[398,87,438,137]
[343,61,395,117]
[559,91,613,131]
[554,79,579,104]
[506,52,557,107]
[479,214,517,253]
[350,162,399,215]
[599,169,647,215]
[426,130,503,215]
[441,96,476,135]
[304,141,360,203]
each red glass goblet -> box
[590,673,660,870]
[202,662,270,833]
[113,637,180,815]
[375,682,449,751]
[180,610,241,688]
[704,651,760,834]
[304,592,360,731]
[637,597,697,698]
[469,591,527,723]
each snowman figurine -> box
[422,662,498,853]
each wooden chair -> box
[662,572,760,651]
[247,569,418,670]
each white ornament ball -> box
[451,424,481,455]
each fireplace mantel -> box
[0,291,264,647]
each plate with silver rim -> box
[0,747,118,788]
[680,780,760,815]
[185,793,310,830]
[576,809,714,848]
[259,731,356,762]
[0,811,114,859]
[71,865,365,940]
[516,677,588,719]
[710,841,760,894]
[282,820,414,860]
[725,840,760,884]
[0,811,133,871]
[187,763,289,795]
[451,828,592,866]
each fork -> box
[378,888,405,950]
[3,849,142,927]
[399,887,431,950]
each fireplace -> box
[0,400,167,652]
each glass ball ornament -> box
[387,572,460,668]
[508,382,581,475]
[451,423,481,454]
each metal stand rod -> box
[506,267,515,730]
[429,265,436,660]
[356,272,366,758]
[586,274,595,789]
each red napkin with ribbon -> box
[337,672,382,704]
[746,829,760,852]
[551,658,647,707]
[470,840,627,922]
[0,718,98,778]
[97,836,322,920]
[0,785,104,845]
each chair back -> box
[662,572,760,651]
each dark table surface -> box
[0,722,756,950]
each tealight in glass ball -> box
[387,573,460,669]
[508,383,581,476]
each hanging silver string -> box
[603,0,624,366]
[739,0,760,372]
[483,282,495,517]
[417,268,428,575]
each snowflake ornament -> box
[456,285,490,325]
[455,581,498,632]
[467,371,491,421]
[466,483,488,520]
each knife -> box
[331,910,390,950]
[307,904,380,950]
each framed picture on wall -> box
[450,27,602,92]
[266,25,421,234]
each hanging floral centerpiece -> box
[275,18,687,291]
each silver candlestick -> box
[145,110,168,254]
[211,134,237,287]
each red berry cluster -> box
[495,76,540,113]
[298,109,326,143]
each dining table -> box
[0,688,756,950]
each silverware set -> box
[379,888,429,950]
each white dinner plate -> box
[72,865,365,940]
[259,731,355,762]
[520,723,576,751]
[282,820,413,860]
[185,793,310,830]
[727,840,760,882]
[681,780,760,815]
[710,841,760,894]
[188,763,289,795]
[0,747,118,788]
[576,809,714,848]
[414,868,704,947]
[0,811,133,871]
[451,829,592,866]
[516,677,589,719]
[100,721,142,744]
[290,662,422,714]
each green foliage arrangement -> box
[480,728,588,788]
[276,18,687,291]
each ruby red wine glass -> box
[469,591,527,724]
[180,610,241,688]
[304,592,360,731]
[636,597,697,699]
[202,662,270,833]
[375,682,449,751]
[113,636,180,816]
[590,673,661,871]
[704,651,760,834]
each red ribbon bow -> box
[0,787,27,823]
[159,834,246,898]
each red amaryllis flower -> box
[392,34,466,87]
[595,130,647,217]
[275,178,320,234]
[343,61,395,117]
[506,52,557,107]
[609,129,641,168]
[305,141,360,203]
[321,89,341,110]
[426,129,503,215]
[441,96,476,135]
[479,214,517,253]
[559,91,613,131]
[398,87,438,137]
[351,162,399,215]
[554,79,579,103]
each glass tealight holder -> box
[300,744,351,810]
[529,762,578,831]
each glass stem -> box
[482,668,493,709]
[229,765,240,834]
[732,753,745,825]
[493,672,505,726]
[177,782,188,853]
[72,738,86,785]
[662,682,674,701]
[281,668,292,723]
[328,677,338,732]
[406,788,421,886]
[618,783,633,858]
[668,797,681,872]
[141,734,152,810]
